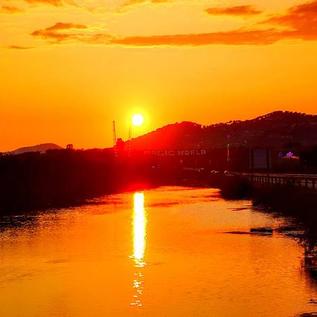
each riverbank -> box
[220,174,317,215]
[220,174,317,252]
[0,148,216,213]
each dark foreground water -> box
[0,187,316,317]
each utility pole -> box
[112,120,117,146]
[227,143,231,164]
[226,134,231,171]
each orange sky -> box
[1,0,317,151]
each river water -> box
[0,186,316,317]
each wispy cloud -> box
[31,22,113,44]
[30,0,317,47]
[31,23,279,46]
[7,45,33,49]
[112,29,280,46]
[32,22,87,41]
[0,5,23,13]
[121,0,170,8]
[206,5,262,16]
[25,0,63,5]
[114,0,317,45]
[264,0,317,40]
[23,0,80,8]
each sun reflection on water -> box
[133,192,147,268]
[131,192,147,307]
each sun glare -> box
[132,114,144,127]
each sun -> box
[132,114,144,127]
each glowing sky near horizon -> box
[1,0,317,151]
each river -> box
[0,186,316,316]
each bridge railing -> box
[232,172,317,191]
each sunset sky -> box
[1,0,317,151]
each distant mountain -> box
[11,143,62,155]
[128,111,317,150]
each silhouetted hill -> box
[11,143,62,155]
[128,111,317,150]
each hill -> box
[11,143,62,155]
[128,111,317,150]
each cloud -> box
[112,29,280,46]
[24,0,79,7]
[117,0,172,12]
[31,22,113,44]
[0,0,79,14]
[114,0,317,45]
[206,5,262,16]
[30,0,317,47]
[264,0,317,40]
[122,0,170,7]
[7,45,33,49]
[32,22,87,41]
[24,0,63,5]
[0,5,23,13]
[31,22,280,46]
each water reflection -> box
[131,192,147,307]
[2,187,317,316]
